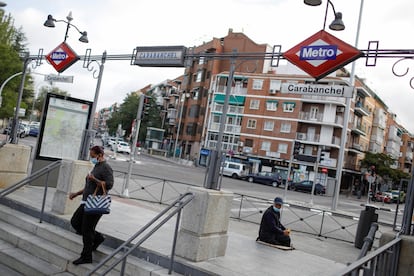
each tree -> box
[0,11,32,121]
[361,152,410,186]
[32,86,71,119]
[106,92,162,142]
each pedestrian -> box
[257,197,291,247]
[69,145,114,265]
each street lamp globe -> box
[329,12,345,31]
[304,0,322,6]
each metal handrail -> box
[337,236,401,276]
[0,159,62,222]
[87,191,195,276]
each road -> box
[18,135,404,228]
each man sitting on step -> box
[257,197,291,247]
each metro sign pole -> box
[283,29,364,210]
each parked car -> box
[112,141,131,154]
[290,180,326,195]
[221,161,250,179]
[29,126,39,137]
[247,172,282,187]
[391,190,406,203]
[372,191,392,203]
[2,124,27,138]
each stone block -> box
[176,186,233,262]
[0,144,31,188]
[176,230,228,261]
[180,186,233,235]
[51,159,92,215]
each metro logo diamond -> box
[46,42,80,73]
[283,30,363,80]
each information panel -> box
[36,93,92,160]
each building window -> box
[199,56,205,65]
[270,79,282,91]
[266,100,278,111]
[278,143,288,154]
[245,139,253,147]
[283,102,296,112]
[195,70,204,83]
[252,79,264,90]
[264,120,274,131]
[280,122,291,133]
[261,141,271,151]
[250,99,260,110]
[247,119,257,129]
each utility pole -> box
[122,94,145,197]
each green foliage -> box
[0,11,31,120]
[33,86,70,116]
[106,92,162,142]
[361,152,410,184]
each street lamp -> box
[304,0,345,31]
[43,12,88,43]
[0,2,6,7]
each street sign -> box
[283,30,363,80]
[134,46,186,67]
[44,74,74,83]
[45,42,80,73]
[281,83,353,97]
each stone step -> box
[0,239,66,276]
[0,262,25,276]
[0,203,183,276]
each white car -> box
[112,141,131,154]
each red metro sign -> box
[46,42,80,73]
[283,30,363,80]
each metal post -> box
[332,0,364,210]
[204,49,237,190]
[310,147,321,205]
[283,140,296,201]
[79,51,106,160]
[0,72,23,107]
[10,58,31,144]
[173,84,184,159]
[122,94,145,197]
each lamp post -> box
[305,0,365,210]
[43,12,88,43]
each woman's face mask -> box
[90,157,98,165]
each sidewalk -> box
[2,185,366,276]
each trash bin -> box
[355,206,378,249]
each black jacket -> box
[82,160,114,201]
[258,206,286,241]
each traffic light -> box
[293,141,301,158]
[320,151,328,162]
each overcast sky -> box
[6,0,414,132]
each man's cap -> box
[274,197,284,205]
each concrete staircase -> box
[0,204,180,276]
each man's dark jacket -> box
[258,206,286,242]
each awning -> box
[214,94,245,105]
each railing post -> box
[169,202,183,274]
[39,171,50,223]
[160,179,166,204]
[319,210,326,237]
[238,195,244,220]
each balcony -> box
[354,102,370,116]
[351,123,367,136]
[296,132,320,143]
[209,122,241,133]
[298,112,323,122]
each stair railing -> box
[0,159,62,223]
[87,191,194,276]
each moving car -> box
[290,180,326,195]
[247,172,282,187]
